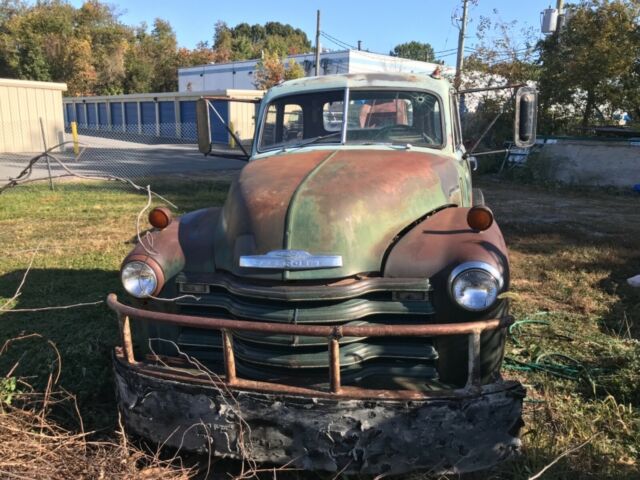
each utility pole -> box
[357,40,362,51]
[315,10,321,76]
[454,0,469,90]
[556,0,565,35]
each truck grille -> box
[165,273,439,390]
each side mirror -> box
[196,98,212,155]
[196,97,257,160]
[514,87,537,148]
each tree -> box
[177,41,215,68]
[253,52,304,90]
[213,21,311,62]
[463,14,539,84]
[390,41,435,63]
[538,0,640,128]
[0,2,314,95]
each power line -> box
[320,31,357,51]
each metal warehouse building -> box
[0,78,67,153]
[179,49,454,92]
[63,89,262,144]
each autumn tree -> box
[390,41,435,63]
[177,41,215,68]
[0,1,314,95]
[253,52,304,90]
[0,0,131,95]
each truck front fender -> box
[384,206,511,386]
[122,207,221,294]
[384,206,509,287]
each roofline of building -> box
[62,89,263,102]
[178,49,352,72]
[0,78,67,91]
[178,49,454,75]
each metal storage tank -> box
[0,78,67,153]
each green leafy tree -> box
[213,21,311,61]
[538,0,640,128]
[390,41,435,62]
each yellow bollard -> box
[71,121,79,156]
[228,120,236,149]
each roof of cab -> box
[262,72,452,103]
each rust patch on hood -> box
[215,149,460,279]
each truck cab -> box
[109,72,536,475]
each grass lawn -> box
[0,176,638,479]
[0,178,230,431]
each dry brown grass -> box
[474,177,640,480]
[0,334,195,480]
[0,403,194,480]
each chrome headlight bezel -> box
[448,261,504,312]
[121,261,158,298]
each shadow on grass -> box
[0,268,121,433]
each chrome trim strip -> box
[240,249,342,270]
[176,272,431,301]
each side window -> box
[431,100,442,143]
[261,103,304,148]
[283,104,303,142]
[323,101,344,131]
[262,104,278,146]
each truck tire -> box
[432,298,509,388]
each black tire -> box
[434,301,509,387]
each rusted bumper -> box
[108,293,525,475]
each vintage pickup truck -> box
[107,72,537,475]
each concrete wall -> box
[0,78,67,153]
[537,138,640,188]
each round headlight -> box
[121,261,157,298]
[449,262,503,311]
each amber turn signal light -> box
[148,207,172,229]
[467,206,494,231]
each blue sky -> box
[70,0,554,63]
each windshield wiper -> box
[281,132,342,152]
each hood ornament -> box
[239,250,342,270]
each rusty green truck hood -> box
[214,148,459,280]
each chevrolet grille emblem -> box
[239,250,343,270]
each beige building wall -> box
[0,78,68,153]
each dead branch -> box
[527,433,601,480]
[136,185,158,255]
[147,338,259,477]
[0,301,104,313]
[1,333,62,385]
[0,141,78,194]
[148,294,201,303]
[46,150,177,209]
[0,242,41,311]
[0,398,195,479]
[0,141,177,209]
[0,244,104,315]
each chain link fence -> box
[0,121,244,191]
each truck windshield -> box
[258,89,443,151]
